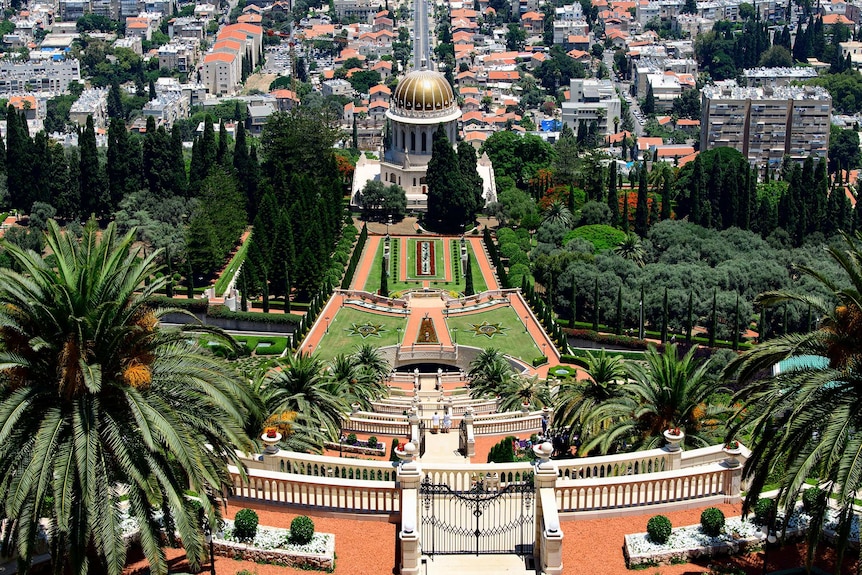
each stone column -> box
[533,442,563,575]
[397,445,422,575]
[462,406,475,457]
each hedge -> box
[147,296,209,314]
[207,304,301,325]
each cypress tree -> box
[262,275,269,313]
[592,277,599,331]
[284,268,291,313]
[217,119,229,167]
[6,107,30,211]
[660,171,671,220]
[352,116,358,149]
[661,286,668,343]
[165,246,173,298]
[464,252,474,296]
[426,125,470,232]
[691,154,703,225]
[169,125,187,197]
[686,290,693,344]
[380,262,388,297]
[622,190,629,233]
[638,284,645,340]
[709,288,717,348]
[571,281,577,323]
[186,260,194,299]
[733,294,740,351]
[615,284,622,335]
[608,161,620,226]
[79,115,104,217]
[107,81,123,119]
[635,163,649,236]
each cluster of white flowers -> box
[628,516,762,556]
[220,519,332,554]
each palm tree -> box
[498,374,552,412]
[260,353,349,440]
[584,344,727,453]
[468,348,514,398]
[614,232,646,267]
[725,231,862,567]
[554,350,627,443]
[326,352,387,410]
[0,220,260,575]
[351,343,391,383]
[542,199,573,228]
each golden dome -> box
[393,70,456,113]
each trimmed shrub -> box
[233,508,259,541]
[346,433,358,445]
[753,498,776,526]
[646,515,672,544]
[700,507,725,536]
[532,356,548,367]
[487,436,517,463]
[367,436,378,449]
[802,486,825,514]
[290,515,315,545]
[390,438,400,462]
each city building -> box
[332,0,377,23]
[700,80,832,167]
[560,78,621,136]
[322,78,354,98]
[69,87,108,128]
[742,66,818,87]
[0,59,81,94]
[142,90,188,127]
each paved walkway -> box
[423,555,530,574]
[419,428,464,463]
[469,236,498,291]
[352,234,381,291]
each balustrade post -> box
[397,445,421,575]
[662,429,685,469]
[408,408,421,444]
[533,442,563,575]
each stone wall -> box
[213,537,335,570]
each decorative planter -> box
[521,402,531,414]
[351,402,361,414]
[663,429,684,452]
[261,431,282,455]
[394,441,417,463]
[722,444,742,467]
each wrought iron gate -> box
[419,474,534,556]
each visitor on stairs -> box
[432,412,440,433]
[443,412,451,433]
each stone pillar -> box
[462,406,475,457]
[662,429,684,470]
[397,447,422,575]
[533,442,563,575]
[408,408,421,444]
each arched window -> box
[421,132,427,152]
[410,132,415,152]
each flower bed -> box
[323,440,386,456]
[216,519,335,570]
[624,505,862,569]
[624,510,813,568]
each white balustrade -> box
[228,467,399,513]
[556,448,673,480]
[555,464,731,513]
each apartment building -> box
[0,59,81,94]
[743,66,818,87]
[69,87,108,128]
[700,81,832,167]
[560,78,621,136]
[142,90,187,127]
[333,0,376,23]
[158,40,199,72]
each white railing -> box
[556,448,673,480]
[228,467,399,514]
[680,444,740,468]
[342,417,410,436]
[473,413,543,435]
[247,451,400,482]
[555,463,731,513]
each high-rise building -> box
[560,79,621,137]
[700,81,832,168]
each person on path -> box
[541,413,549,437]
[432,411,440,433]
[443,412,451,433]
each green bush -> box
[802,486,825,514]
[646,515,672,544]
[290,515,315,545]
[367,436,378,449]
[700,507,725,536]
[532,356,548,367]
[559,355,589,368]
[753,498,776,526]
[148,296,209,314]
[207,304,301,324]
[487,436,517,463]
[347,433,357,445]
[233,508,259,541]
[390,438,400,462]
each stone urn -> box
[351,402,362,414]
[532,441,553,464]
[663,428,685,452]
[722,441,742,467]
[394,441,417,464]
[521,401,531,414]
[261,430,282,455]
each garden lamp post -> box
[524,315,529,333]
[340,433,346,458]
[387,214,392,238]
[452,327,458,345]
[325,316,330,334]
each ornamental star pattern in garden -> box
[468,321,508,339]
[346,322,387,338]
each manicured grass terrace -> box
[446,306,542,363]
[312,307,408,362]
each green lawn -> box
[213,232,250,296]
[362,238,487,296]
[447,306,543,363]
[311,307,408,362]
